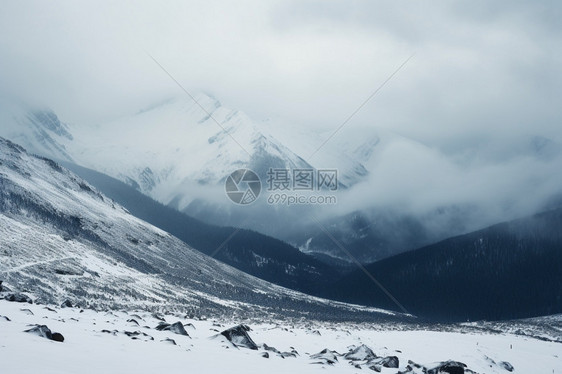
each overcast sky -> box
[1,0,560,146]
[1,1,561,231]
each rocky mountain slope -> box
[0,137,404,322]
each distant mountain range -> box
[326,208,562,322]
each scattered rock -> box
[368,356,399,369]
[400,360,467,374]
[124,331,154,341]
[130,314,144,321]
[155,322,190,336]
[25,325,53,339]
[429,360,467,374]
[161,338,177,345]
[152,312,166,322]
[279,351,298,359]
[127,319,140,326]
[499,361,514,372]
[0,315,11,322]
[344,344,378,361]
[43,307,57,313]
[24,325,64,342]
[261,352,269,359]
[20,308,34,315]
[61,300,73,308]
[220,324,258,350]
[263,343,281,354]
[5,293,32,303]
[310,348,339,365]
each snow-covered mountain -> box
[3,95,561,265]
[0,95,379,205]
[0,136,405,321]
[0,101,74,162]
[65,95,346,204]
[1,137,562,373]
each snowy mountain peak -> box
[0,100,74,162]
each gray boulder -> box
[5,293,32,303]
[24,325,64,342]
[220,324,258,350]
[155,321,190,336]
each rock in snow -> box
[124,331,154,341]
[344,344,378,361]
[24,325,64,342]
[160,338,177,345]
[400,360,467,374]
[374,355,400,368]
[220,325,258,350]
[5,293,32,304]
[499,361,515,372]
[310,348,339,365]
[155,322,190,337]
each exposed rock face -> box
[5,293,32,303]
[428,360,466,374]
[51,332,65,342]
[155,322,190,336]
[124,331,154,341]
[377,356,399,368]
[24,325,64,343]
[220,324,258,350]
[344,344,377,361]
[61,300,73,308]
[400,360,467,374]
[310,348,339,365]
[499,361,514,372]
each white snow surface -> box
[0,299,560,374]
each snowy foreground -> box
[1,299,560,374]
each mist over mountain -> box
[2,96,562,264]
[61,161,341,295]
[0,136,402,322]
[1,2,562,373]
